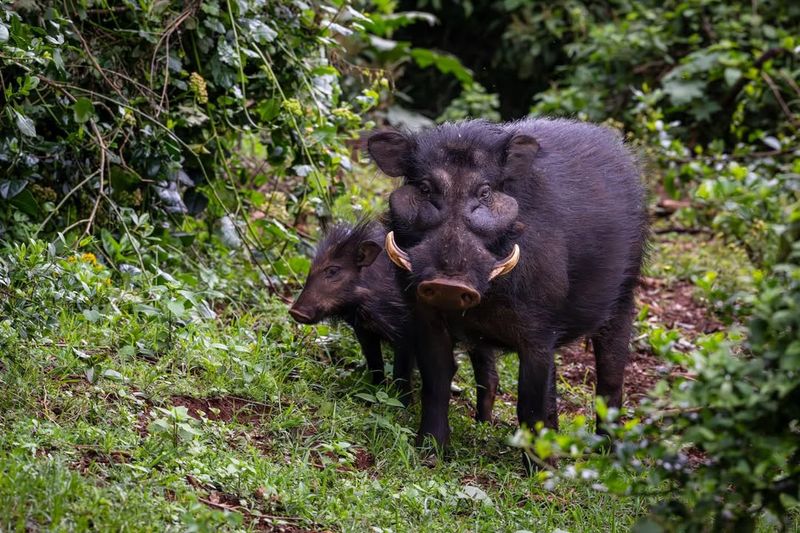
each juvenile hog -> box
[289,219,501,420]
[366,119,648,462]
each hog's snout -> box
[417,278,481,311]
[289,306,316,324]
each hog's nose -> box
[289,306,314,324]
[417,279,481,310]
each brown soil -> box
[353,448,375,471]
[638,276,723,336]
[72,447,131,474]
[170,395,271,424]
[187,475,327,532]
[558,276,723,416]
[310,447,375,473]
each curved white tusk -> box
[488,244,520,281]
[384,231,412,272]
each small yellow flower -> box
[80,252,98,266]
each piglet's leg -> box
[391,338,415,406]
[468,345,498,423]
[354,326,385,385]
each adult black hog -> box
[366,118,648,463]
[289,219,501,420]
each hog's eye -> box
[324,266,341,278]
[478,185,492,202]
[418,181,432,196]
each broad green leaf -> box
[166,299,186,316]
[383,397,405,408]
[354,393,376,403]
[14,110,36,137]
[82,309,102,322]
[0,180,28,199]
[102,368,124,381]
[118,345,136,357]
[724,67,741,87]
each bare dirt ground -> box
[558,273,724,416]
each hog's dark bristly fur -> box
[312,220,410,340]
[289,218,414,393]
[367,117,649,468]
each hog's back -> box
[502,119,647,337]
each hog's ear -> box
[366,130,413,177]
[356,240,382,268]
[504,134,540,173]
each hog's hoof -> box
[415,429,450,457]
[420,452,439,469]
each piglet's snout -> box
[289,306,314,324]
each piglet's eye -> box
[324,266,341,278]
[478,185,492,201]
[418,181,432,196]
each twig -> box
[196,497,303,523]
[780,70,800,99]
[82,6,130,15]
[722,47,786,109]
[654,227,713,235]
[35,171,98,236]
[64,2,125,101]
[82,122,108,237]
[761,71,800,128]
[150,3,197,116]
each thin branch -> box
[722,47,786,109]
[35,171,99,235]
[780,70,800,99]
[82,122,108,237]
[65,2,125,101]
[761,71,800,128]
[654,227,714,235]
[150,3,197,116]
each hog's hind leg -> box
[590,292,635,437]
[517,338,559,473]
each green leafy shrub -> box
[0,1,381,272]
[513,240,800,530]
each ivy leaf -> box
[72,97,96,123]
[82,309,102,322]
[0,180,28,199]
[724,67,742,87]
[166,299,186,317]
[13,110,36,137]
[762,136,781,151]
[662,79,705,106]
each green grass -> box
[0,232,789,532]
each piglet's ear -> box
[356,240,382,268]
[366,130,413,177]
[504,134,540,173]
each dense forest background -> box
[0,1,798,530]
